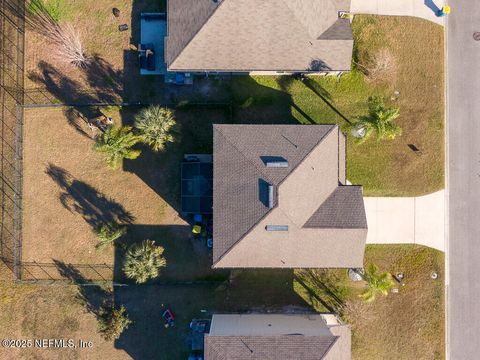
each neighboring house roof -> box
[204,314,351,360]
[212,124,367,268]
[166,0,353,72]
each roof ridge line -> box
[277,124,337,188]
[320,336,340,359]
[215,126,271,181]
[213,127,276,267]
[169,0,227,68]
[213,124,338,268]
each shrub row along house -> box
[165,0,354,74]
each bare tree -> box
[26,0,90,67]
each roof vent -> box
[265,225,289,231]
[268,185,274,208]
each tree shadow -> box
[294,269,349,312]
[83,55,124,103]
[300,77,352,125]
[27,56,123,137]
[54,260,112,317]
[27,62,102,137]
[45,163,134,230]
[309,59,332,72]
[293,274,336,313]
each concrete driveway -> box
[365,190,445,252]
[351,0,446,26]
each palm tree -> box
[134,106,178,152]
[122,240,166,284]
[95,222,127,251]
[350,96,401,143]
[94,126,141,169]
[359,263,395,303]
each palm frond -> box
[95,222,127,250]
[359,263,394,303]
[94,126,142,169]
[134,106,179,152]
[351,96,401,143]
[122,240,166,284]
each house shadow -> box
[120,76,306,217]
[113,224,226,284]
[113,266,318,360]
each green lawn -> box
[229,16,444,196]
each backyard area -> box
[22,105,229,281]
[0,245,444,359]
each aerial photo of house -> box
[2,0,471,359]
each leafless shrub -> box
[355,48,396,83]
[26,0,90,68]
[366,48,396,82]
[339,299,374,332]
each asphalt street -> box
[447,2,480,359]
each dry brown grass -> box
[22,107,180,267]
[362,48,397,83]
[25,0,133,93]
[0,271,130,359]
[294,245,444,360]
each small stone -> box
[348,268,364,282]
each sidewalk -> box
[364,190,445,252]
[351,0,446,26]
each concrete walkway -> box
[364,190,445,252]
[351,0,446,26]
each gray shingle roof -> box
[204,335,338,360]
[166,0,353,72]
[304,186,368,229]
[318,19,354,40]
[213,124,367,268]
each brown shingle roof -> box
[213,124,367,268]
[204,335,338,360]
[166,0,353,72]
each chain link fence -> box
[0,0,24,280]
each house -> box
[212,124,367,268]
[204,314,351,360]
[165,0,353,75]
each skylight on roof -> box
[265,225,289,231]
[260,156,289,168]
